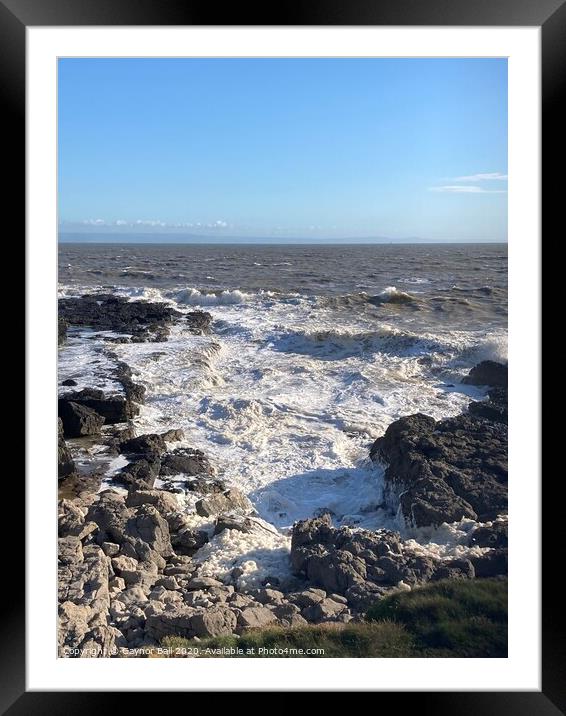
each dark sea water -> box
[59,242,507,333]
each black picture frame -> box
[9,0,558,709]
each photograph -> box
[56,56,510,660]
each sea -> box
[58,242,508,587]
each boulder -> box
[468,386,508,425]
[431,558,475,581]
[302,597,347,622]
[145,608,199,641]
[190,607,237,638]
[58,418,75,479]
[58,540,116,657]
[470,549,508,578]
[186,576,224,590]
[59,401,105,438]
[116,458,161,490]
[59,388,138,424]
[237,606,277,630]
[160,448,213,477]
[120,433,167,458]
[468,519,508,548]
[288,588,327,609]
[370,412,507,526]
[125,489,179,516]
[196,488,252,517]
[58,294,182,342]
[123,505,173,559]
[462,360,508,387]
[213,515,255,536]
[185,311,213,335]
[171,528,209,556]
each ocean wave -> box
[167,287,278,306]
[268,326,449,360]
[370,286,418,305]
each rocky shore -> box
[58,294,508,657]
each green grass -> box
[152,578,507,658]
[366,577,508,657]
[156,621,413,658]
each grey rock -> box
[237,606,277,630]
[186,576,224,590]
[196,488,252,517]
[190,606,237,638]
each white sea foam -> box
[61,284,505,580]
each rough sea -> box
[58,241,508,586]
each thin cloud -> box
[429,185,507,194]
[75,218,232,230]
[451,172,508,182]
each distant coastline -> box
[58,232,508,246]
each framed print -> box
[10,0,558,708]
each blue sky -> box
[58,58,507,242]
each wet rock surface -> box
[59,293,182,342]
[59,388,139,424]
[462,359,508,388]
[370,412,507,527]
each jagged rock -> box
[58,418,75,479]
[237,606,277,630]
[58,499,86,537]
[111,555,138,575]
[102,542,120,557]
[58,317,68,345]
[469,519,508,548]
[125,489,179,516]
[120,433,167,458]
[302,597,347,622]
[62,378,77,386]
[288,588,327,609]
[116,458,161,490]
[213,514,255,536]
[196,488,252,517]
[468,386,508,424]
[160,448,213,477]
[185,311,213,335]
[344,582,390,611]
[113,361,146,403]
[462,360,508,387]
[302,548,367,593]
[186,576,224,590]
[370,412,507,526]
[228,593,256,609]
[431,558,475,581]
[191,607,237,637]
[145,608,198,641]
[58,540,115,657]
[185,477,226,495]
[86,492,173,562]
[251,588,285,606]
[162,428,185,442]
[171,527,209,556]
[123,505,173,559]
[271,603,308,628]
[470,549,508,577]
[154,576,180,591]
[59,388,138,424]
[59,401,105,438]
[58,294,182,342]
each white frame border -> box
[27,26,540,691]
